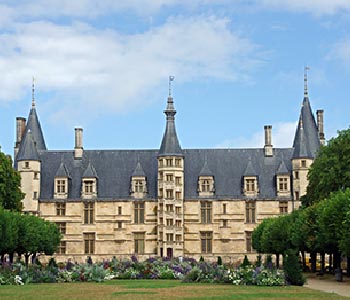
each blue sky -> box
[1,1,350,156]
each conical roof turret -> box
[159,77,182,156]
[292,69,320,159]
[16,130,40,161]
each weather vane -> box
[169,75,175,97]
[304,66,310,97]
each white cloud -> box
[260,0,350,16]
[327,38,350,67]
[216,122,297,148]
[0,15,263,124]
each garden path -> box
[305,276,350,298]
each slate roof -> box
[132,161,146,177]
[199,159,213,176]
[276,160,289,175]
[83,162,98,178]
[159,96,182,156]
[55,162,70,178]
[38,148,293,201]
[16,131,39,161]
[24,108,46,151]
[292,97,320,159]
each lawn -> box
[0,280,348,300]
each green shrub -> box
[283,250,305,286]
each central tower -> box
[157,77,184,258]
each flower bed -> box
[0,256,285,286]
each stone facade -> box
[14,76,324,263]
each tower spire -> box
[304,66,309,97]
[168,75,175,97]
[32,76,35,108]
[159,76,182,156]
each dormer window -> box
[54,178,68,199]
[243,176,258,196]
[276,175,290,196]
[84,180,94,194]
[81,162,98,199]
[131,177,147,199]
[57,179,66,193]
[82,178,97,198]
[198,176,215,197]
[54,162,70,199]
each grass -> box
[0,280,349,300]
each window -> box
[56,203,66,216]
[33,192,37,199]
[201,202,212,224]
[175,207,181,215]
[278,177,288,192]
[166,233,174,241]
[57,180,66,194]
[34,172,38,180]
[294,171,299,179]
[175,177,181,185]
[246,201,255,223]
[175,159,181,167]
[166,174,174,182]
[176,220,181,227]
[159,160,163,167]
[84,202,94,224]
[166,189,174,200]
[301,160,307,168]
[176,234,181,242]
[84,233,95,254]
[166,204,173,212]
[134,202,145,224]
[57,241,66,254]
[176,192,181,200]
[201,179,210,192]
[134,233,145,254]
[222,219,228,227]
[118,206,122,215]
[295,192,300,201]
[135,180,144,192]
[223,203,227,214]
[117,221,122,229]
[56,222,66,234]
[166,219,174,226]
[166,159,173,167]
[200,232,212,253]
[84,180,94,194]
[246,232,252,252]
[246,179,255,192]
[25,162,29,168]
[279,201,288,214]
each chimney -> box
[14,117,26,158]
[74,127,83,159]
[264,125,273,156]
[317,110,325,145]
[16,117,26,145]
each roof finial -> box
[168,75,175,97]
[32,76,35,108]
[304,66,310,97]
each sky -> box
[0,0,349,156]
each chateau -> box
[14,74,324,263]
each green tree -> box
[305,129,350,206]
[0,208,19,263]
[316,189,350,269]
[0,151,24,211]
